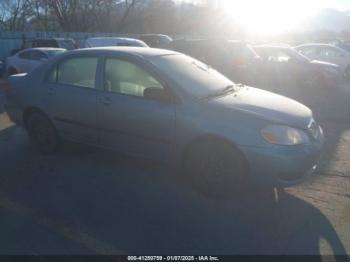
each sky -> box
[178,0,350,35]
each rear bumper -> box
[238,128,325,187]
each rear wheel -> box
[26,112,59,154]
[185,139,249,198]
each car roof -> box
[295,43,338,48]
[86,37,141,42]
[253,45,292,51]
[85,37,148,47]
[139,34,171,38]
[20,47,66,52]
[27,38,73,42]
[172,39,245,43]
[67,47,179,58]
[295,44,348,53]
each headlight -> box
[261,125,310,145]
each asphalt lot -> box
[0,79,349,256]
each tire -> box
[185,139,249,198]
[26,112,59,154]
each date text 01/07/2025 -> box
[127,256,220,261]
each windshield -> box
[151,54,235,99]
[46,50,66,57]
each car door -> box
[97,56,176,162]
[44,55,100,144]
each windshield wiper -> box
[201,85,236,100]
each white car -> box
[295,44,350,78]
[84,37,148,48]
[6,47,66,75]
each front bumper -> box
[238,127,325,187]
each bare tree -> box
[117,0,137,31]
[0,0,243,38]
[46,0,78,31]
[0,0,32,31]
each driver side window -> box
[104,58,163,97]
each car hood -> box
[209,87,312,128]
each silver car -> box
[4,47,324,197]
[6,47,66,75]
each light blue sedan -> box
[4,47,324,196]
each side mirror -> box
[144,87,175,103]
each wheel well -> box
[7,67,18,74]
[182,134,249,170]
[22,107,48,128]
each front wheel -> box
[185,140,249,198]
[26,112,59,154]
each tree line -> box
[0,0,242,37]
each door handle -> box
[100,96,111,106]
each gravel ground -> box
[0,79,349,256]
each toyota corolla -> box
[3,47,324,196]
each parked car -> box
[84,37,148,48]
[4,47,324,197]
[10,38,76,55]
[6,48,66,75]
[253,45,343,91]
[138,34,173,48]
[167,39,261,86]
[331,40,350,53]
[295,44,350,78]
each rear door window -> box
[54,57,98,88]
[104,58,163,97]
